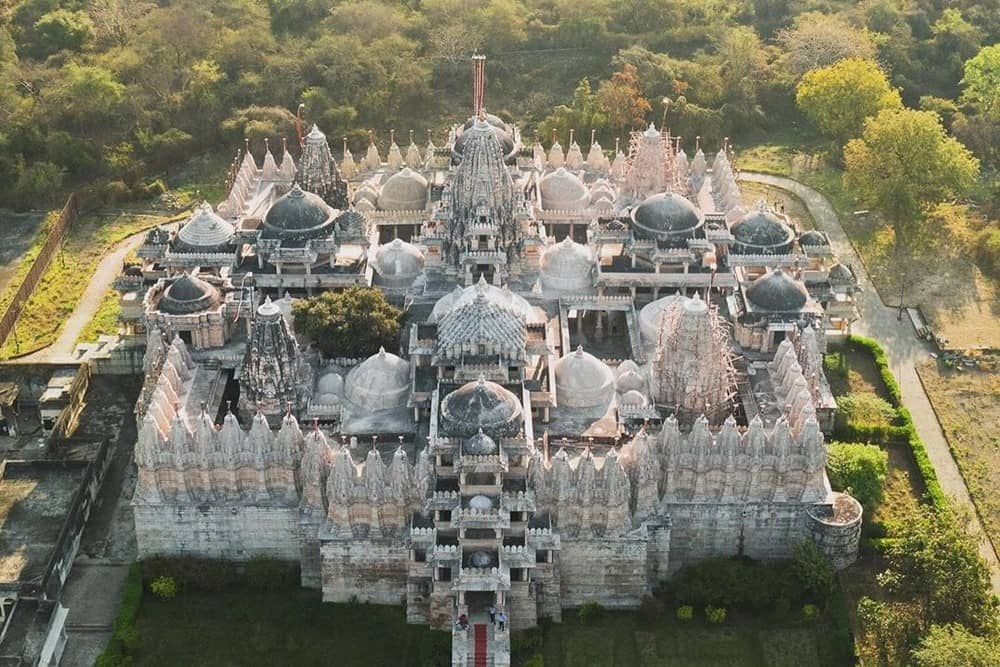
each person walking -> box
[497,611,507,631]
[488,604,496,625]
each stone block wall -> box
[133,504,300,560]
[320,538,408,605]
[558,537,649,608]
[661,501,809,573]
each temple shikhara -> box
[123,58,863,665]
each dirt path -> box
[742,172,1000,591]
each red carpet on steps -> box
[474,624,487,667]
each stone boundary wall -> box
[0,192,82,352]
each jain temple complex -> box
[123,59,864,665]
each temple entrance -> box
[474,264,494,284]
[465,591,495,615]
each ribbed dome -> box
[453,117,515,162]
[590,179,615,203]
[175,202,235,250]
[464,429,498,456]
[314,371,343,404]
[373,238,424,285]
[377,167,428,211]
[798,230,828,247]
[538,168,590,210]
[159,273,222,315]
[262,184,336,239]
[828,263,855,285]
[616,360,640,377]
[440,377,523,437]
[344,347,410,410]
[746,270,809,311]
[639,293,686,348]
[540,237,594,293]
[334,209,366,237]
[631,192,702,243]
[428,276,533,324]
[731,210,794,253]
[554,346,615,409]
[615,368,646,394]
[353,184,378,205]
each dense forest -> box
[0,0,997,207]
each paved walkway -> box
[13,225,167,364]
[742,172,1000,591]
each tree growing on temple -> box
[292,286,401,359]
[795,58,902,142]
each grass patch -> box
[0,210,60,314]
[76,288,121,344]
[134,587,448,667]
[536,608,834,667]
[0,211,178,358]
[916,361,1000,554]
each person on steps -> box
[497,611,507,631]
[488,605,496,625]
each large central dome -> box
[453,114,516,163]
[631,192,702,244]
[159,273,222,315]
[262,184,336,240]
[440,377,523,437]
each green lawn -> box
[532,610,836,667]
[135,589,450,667]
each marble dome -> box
[539,237,594,293]
[344,347,410,410]
[746,269,809,312]
[538,168,590,211]
[616,360,640,377]
[615,368,647,394]
[428,276,534,324]
[631,192,701,244]
[828,263,855,286]
[731,210,794,253]
[440,377,523,437]
[589,179,615,203]
[554,346,615,409]
[314,371,343,405]
[638,293,686,348]
[464,429,498,456]
[377,167,428,211]
[469,494,494,511]
[453,115,516,162]
[373,238,425,286]
[619,389,648,407]
[262,184,336,240]
[175,202,235,250]
[159,273,222,315]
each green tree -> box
[911,624,1000,667]
[776,12,878,79]
[12,161,64,206]
[538,78,607,148]
[795,58,902,142]
[32,9,94,57]
[790,541,834,604]
[857,597,921,667]
[292,287,402,359]
[961,44,1000,120]
[826,442,888,511]
[878,504,997,635]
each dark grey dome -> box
[469,550,494,567]
[464,428,498,456]
[440,377,523,437]
[731,210,794,253]
[746,270,808,312]
[828,263,855,285]
[159,273,222,315]
[262,184,335,240]
[630,193,702,243]
[334,209,366,237]
[798,230,827,247]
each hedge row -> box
[845,335,947,509]
[95,562,143,667]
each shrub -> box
[150,575,177,599]
[705,605,727,624]
[676,605,694,621]
[835,392,896,429]
[802,604,821,621]
[669,557,794,610]
[523,656,545,667]
[973,227,1000,278]
[577,601,604,624]
[826,442,888,511]
[791,541,835,605]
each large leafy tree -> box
[911,624,1000,667]
[961,44,1000,120]
[795,58,902,142]
[538,78,606,147]
[878,504,997,635]
[776,12,878,79]
[597,63,651,137]
[292,287,402,359]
